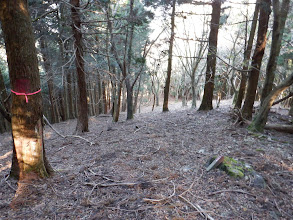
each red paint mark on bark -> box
[15,79,31,93]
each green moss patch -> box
[207,156,254,178]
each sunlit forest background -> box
[0,0,292,134]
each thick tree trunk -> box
[163,0,176,112]
[0,0,52,180]
[241,0,271,120]
[260,0,290,104]
[235,0,260,109]
[198,0,221,111]
[249,72,293,132]
[70,0,89,133]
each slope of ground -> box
[0,101,292,219]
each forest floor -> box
[0,100,292,220]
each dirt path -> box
[0,101,292,219]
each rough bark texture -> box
[234,0,260,109]
[260,0,290,104]
[71,0,89,133]
[241,0,271,120]
[163,0,176,112]
[249,72,293,132]
[198,0,221,111]
[0,0,52,179]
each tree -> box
[234,0,260,109]
[198,0,222,111]
[163,0,176,112]
[70,0,89,133]
[249,72,293,132]
[241,0,271,119]
[260,0,290,104]
[0,0,53,179]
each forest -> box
[0,0,292,219]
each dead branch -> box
[143,181,176,203]
[179,195,215,220]
[208,189,256,198]
[43,115,94,145]
[272,92,293,106]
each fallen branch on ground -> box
[143,181,176,203]
[208,189,256,198]
[43,115,94,146]
[179,195,215,220]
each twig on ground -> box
[143,181,176,203]
[43,115,94,146]
[208,189,256,198]
[136,146,161,157]
[178,195,215,220]
[4,176,16,191]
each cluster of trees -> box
[0,0,292,181]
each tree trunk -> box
[249,72,293,132]
[198,0,222,111]
[241,0,271,120]
[67,72,75,119]
[122,84,127,112]
[235,0,260,109]
[133,75,142,114]
[0,68,10,132]
[97,73,103,115]
[260,0,290,104]
[39,37,58,123]
[125,79,133,119]
[163,0,176,112]
[70,0,89,133]
[0,0,53,180]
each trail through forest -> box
[0,101,292,219]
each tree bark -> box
[163,0,176,112]
[241,0,271,120]
[249,72,293,132]
[70,0,89,133]
[0,0,53,180]
[260,0,290,104]
[198,0,222,111]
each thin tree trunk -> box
[67,72,75,119]
[0,68,10,132]
[40,37,58,123]
[133,75,142,114]
[260,0,290,104]
[97,73,103,114]
[242,0,271,120]
[0,0,53,180]
[198,0,222,111]
[71,0,89,133]
[235,1,261,109]
[163,0,176,112]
